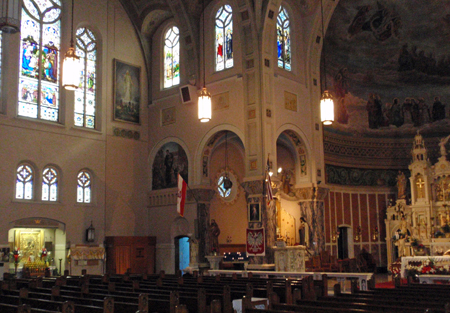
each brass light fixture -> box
[222,131,232,191]
[332,227,340,242]
[0,0,22,33]
[372,226,379,241]
[85,221,95,242]
[198,0,211,122]
[62,0,80,90]
[354,225,361,241]
[319,0,334,125]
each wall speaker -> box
[179,85,197,104]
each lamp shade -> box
[62,46,80,90]
[198,87,211,122]
[320,90,334,125]
[85,221,95,242]
[0,0,22,33]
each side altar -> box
[386,132,450,267]
[273,245,306,272]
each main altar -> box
[386,132,450,267]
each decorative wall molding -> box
[326,165,399,187]
[113,127,140,140]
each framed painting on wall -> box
[248,202,261,222]
[113,59,141,124]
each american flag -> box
[266,157,273,205]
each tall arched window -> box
[16,163,34,200]
[277,6,291,71]
[163,26,180,88]
[18,0,62,122]
[75,27,97,128]
[42,166,58,201]
[215,4,233,71]
[77,170,91,203]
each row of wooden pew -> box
[0,270,327,313]
[243,278,450,313]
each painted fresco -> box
[152,142,188,190]
[325,0,450,137]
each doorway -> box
[175,236,190,275]
[338,226,348,259]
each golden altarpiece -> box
[386,132,450,266]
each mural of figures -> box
[325,0,450,136]
[152,142,188,190]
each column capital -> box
[189,186,216,203]
[294,186,329,201]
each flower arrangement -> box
[10,248,22,264]
[388,261,401,277]
[404,258,450,277]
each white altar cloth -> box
[401,256,450,278]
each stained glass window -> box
[217,175,232,198]
[215,5,233,71]
[164,26,180,88]
[77,170,91,203]
[42,166,58,201]
[74,27,97,128]
[16,164,34,200]
[18,0,62,122]
[277,6,291,71]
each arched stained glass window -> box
[164,26,180,88]
[16,164,34,200]
[42,166,58,201]
[75,27,97,128]
[18,0,62,122]
[215,5,233,71]
[277,6,291,71]
[77,170,91,203]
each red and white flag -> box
[177,174,187,216]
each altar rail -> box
[207,270,374,291]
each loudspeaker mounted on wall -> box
[179,85,197,104]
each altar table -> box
[400,256,450,278]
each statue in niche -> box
[209,219,221,254]
[299,217,309,247]
[396,171,407,199]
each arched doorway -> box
[8,217,66,276]
[175,236,190,275]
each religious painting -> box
[16,230,43,263]
[152,142,188,190]
[324,0,450,138]
[161,107,176,126]
[284,91,297,112]
[113,59,141,124]
[212,91,229,111]
[248,202,261,222]
[246,228,265,256]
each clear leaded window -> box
[16,164,34,200]
[215,5,233,71]
[18,0,62,122]
[75,27,97,128]
[277,6,291,71]
[42,166,58,201]
[163,26,180,88]
[77,170,91,203]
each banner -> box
[246,228,265,256]
[177,174,187,216]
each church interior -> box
[1,0,450,294]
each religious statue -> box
[396,171,407,199]
[299,217,309,247]
[189,237,199,264]
[209,219,221,254]
[439,136,448,157]
[397,234,407,257]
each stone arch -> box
[276,124,314,185]
[170,216,190,239]
[194,124,245,185]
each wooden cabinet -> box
[105,236,156,275]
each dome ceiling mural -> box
[324,0,450,139]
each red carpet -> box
[375,279,407,289]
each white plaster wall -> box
[0,0,149,269]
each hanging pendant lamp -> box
[198,0,211,122]
[0,0,22,33]
[320,0,334,125]
[62,0,80,90]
